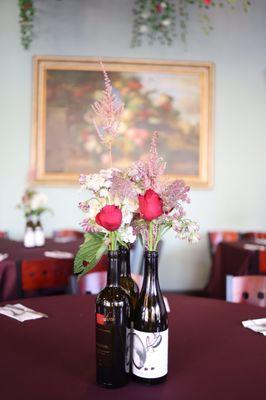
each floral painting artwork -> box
[32,57,213,187]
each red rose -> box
[203,0,212,5]
[138,189,163,221]
[95,205,122,231]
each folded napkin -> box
[242,318,266,335]
[254,238,266,246]
[0,253,8,262]
[0,303,48,322]
[243,244,266,251]
[44,250,74,259]
[54,236,76,243]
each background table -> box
[206,241,260,299]
[1,293,266,400]
[0,238,83,301]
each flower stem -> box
[110,231,116,251]
[109,143,112,168]
[149,221,153,251]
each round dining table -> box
[1,293,266,400]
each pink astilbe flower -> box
[162,179,190,213]
[78,201,90,213]
[110,171,136,200]
[128,132,166,192]
[91,62,124,148]
[147,131,166,190]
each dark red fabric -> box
[0,238,108,301]
[0,294,266,400]
[206,242,259,299]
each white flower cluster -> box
[172,219,200,244]
[79,168,138,244]
[30,193,48,211]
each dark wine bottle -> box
[132,250,168,384]
[96,250,131,388]
[119,246,139,310]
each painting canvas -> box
[32,57,213,187]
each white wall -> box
[1,0,266,291]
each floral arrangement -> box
[131,0,250,47]
[74,66,199,276]
[17,189,51,218]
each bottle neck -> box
[120,247,131,277]
[107,251,121,287]
[142,251,161,295]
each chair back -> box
[226,275,266,307]
[78,271,107,294]
[0,231,8,238]
[17,258,74,298]
[69,272,143,295]
[208,231,239,257]
[241,232,266,240]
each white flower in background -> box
[161,19,171,27]
[139,25,148,33]
[141,11,150,19]
[30,193,48,210]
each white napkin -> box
[0,253,8,262]
[44,250,73,259]
[0,303,48,322]
[242,318,266,335]
[243,244,266,251]
[54,236,76,243]
[254,238,266,246]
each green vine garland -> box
[18,0,35,50]
[131,0,251,47]
[18,0,251,50]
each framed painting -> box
[32,56,214,187]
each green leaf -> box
[74,233,107,276]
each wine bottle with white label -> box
[96,250,131,388]
[132,250,168,384]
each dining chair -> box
[226,275,266,307]
[68,271,143,295]
[16,258,74,298]
[208,231,240,258]
[241,232,266,240]
[0,231,8,238]
[53,229,84,239]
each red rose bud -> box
[95,205,122,231]
[138,189,163,221]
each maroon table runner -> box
[0,238,83,301]
[206,241,259,299]
[0,294,266,400]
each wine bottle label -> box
[96,315,112,367]
[96,313,130,372]
[132,329,168,379]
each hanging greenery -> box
[18,0,35,50]
[131,0,251,47]
[17,0,251,50]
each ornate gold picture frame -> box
[32,56,214,187]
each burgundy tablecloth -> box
[1,294,266,400]
[0,238,83,301]
[206,241,259,300]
